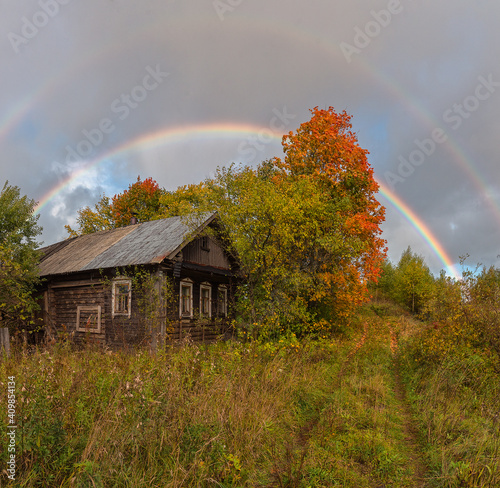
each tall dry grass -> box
[400,320,500,487]
[0,338,349,487]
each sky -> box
[2,0,500,279]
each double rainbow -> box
[3,12,485,279]
[31,123,462,279]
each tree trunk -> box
[0,328,10,357]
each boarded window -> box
[76,305,102,333]
[112,280,131,317]
[180,280,193,318]
[200,284,211,317]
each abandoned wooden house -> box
[36,213,239,348]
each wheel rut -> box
[388,323,429,488]
[337,320,369,380]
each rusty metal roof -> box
[38,213,216,277]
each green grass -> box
[0,309,498,487]
[399,325,500,488]
[0,339,345,487]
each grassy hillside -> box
[0,302,498,487]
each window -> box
[218,285,227,317]
[112,279,131,317]
[77,305,102,333]
[200,283,212,317]
[180,280,193,318]
[200,236,210,251]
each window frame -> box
[200,236,210,251]
[218,285,228,317]
[76,305,102,333]
[179,279,194,318]
[112,279,132,318]
[199,283,212,318]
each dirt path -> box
[337,320,368,379]
[338,320,429,487]
[388,324,429,488]
[280,320,430,487]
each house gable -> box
[182,235,232,270]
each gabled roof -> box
[38,213,217,277]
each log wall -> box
[43,263,236,348]
[49,281,106,345]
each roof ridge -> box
[37,212,219,277]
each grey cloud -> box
[1,0,499,276]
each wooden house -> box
[36,213,239,348]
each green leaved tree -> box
[201,162,329,336]
[0,182,42,330]
[393,246,435,314]
[68,108,386,336]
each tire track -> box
[388,321,429,488]
[337,321,369,379]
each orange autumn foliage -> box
[66,176,165,236]
[276,107,387,317]
[111,176,163,226]
[66,108,386,331]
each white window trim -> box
[112,279,132,318]
[200,283,212,318]
[76,305,102,333]
[179,279,193,318]
[218,285,228,317]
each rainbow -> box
[33,122,284,213]
[4,10,498,220]
[377,182,461,280]
[32,123,462,278]
[364,62,500,226]
[0,12,484,278]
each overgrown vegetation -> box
[375,250,500,487]
[0,322,411,487]
[374,249,500,364]
[65,107,387,336]
[2,291,498,487]
[2,108,499,486]
[396,313,499,487]
[0,181,42,334]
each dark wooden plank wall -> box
[167,273,234,343]
[168,319,226,342]
[49,283,106,344]
[183,237,232,269]
[44,264,236,348]
[105,292,147,349]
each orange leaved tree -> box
[274,106,387,321]
[66,176,165,236]
[110,176,164,227]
